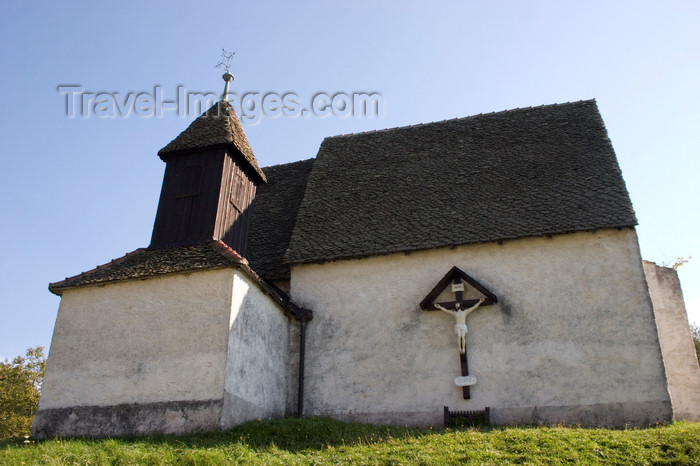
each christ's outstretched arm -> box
[464,297,486,315]
[434,303,455,315]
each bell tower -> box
[149,73,266,255]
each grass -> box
[1,417,699,465]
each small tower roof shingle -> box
[158,101,266,183]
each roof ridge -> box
[261,157,315,170]
[211,239,248,264]
[324,99,596,141]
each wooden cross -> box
[419,266,498,400]
[434,277,480,399]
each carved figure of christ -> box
[434,297,485,354]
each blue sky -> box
[1,1,698,359]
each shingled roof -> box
[284,100,637,265]
[247,159,315,281]
[49,241,246,293]
[158,101,266,183]
[48,241,303,318]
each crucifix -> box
[435,278,484,399]
[435,297,485,354]
[419,266,498,400]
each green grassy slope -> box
[2,417,699,465]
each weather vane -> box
[216,48,235,101]
[216,48,235,74]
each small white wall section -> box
[39,269,235,410]
[34,266,294,437]
[643,261,700,421]
[221,270,292,427]
[290,228,672,427]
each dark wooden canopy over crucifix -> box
[420,266,498,311]
[420,266,498,399]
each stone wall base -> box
[322,400,672,429]
[31,398,674,438]
[31,399,223,438]
[489,400,673,428]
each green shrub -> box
[0,347,45,440]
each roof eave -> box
[157,143,267,183]
[285,225,638,267]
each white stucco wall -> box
[39,269,236,410]
[290,228,672,427]
[35,266,296,437]
[221,271,293,427]
[643,261,700,421]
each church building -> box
[32,89,700,437]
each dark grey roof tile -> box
[49,241,247,293]
[247,159,314,281]
[48,241,304,319]
[284,100,637,264]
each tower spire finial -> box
[216,48,236,101]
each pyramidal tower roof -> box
[158,100,266,182]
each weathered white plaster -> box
[285,319,301,416]
[221,271,292,428]
[39,269,236,410]
[290,228,672,427]
[643,261,700,421]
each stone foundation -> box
[489,400,672,428]
[326,400,672,429]
[32,399,223,438]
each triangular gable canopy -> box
[420,266,498,311]
[158,101,266,183]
